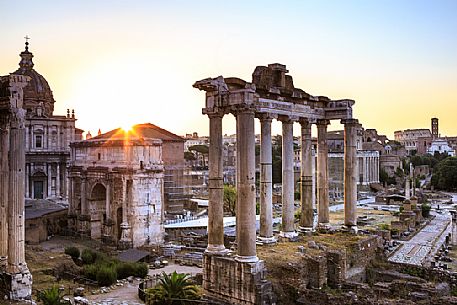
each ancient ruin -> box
[193,63,361,304]
[0,73,33,300]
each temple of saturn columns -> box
[193,63,361,305]
[0,74,33,300]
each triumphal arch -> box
[194,63,361,304]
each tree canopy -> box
[431,157,457,191]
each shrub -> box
[81,249,97,265]
[116,262,135,280]
[134,262,149,278]
[64,247,80,261]
[96,266,117,287]
[37,286,71,305]
[83,264,99,281]
[116,262,149,279]
[421,204,431,218]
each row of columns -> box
[24,162,65,199]
[206,109,361,261]
[361,155,379,184]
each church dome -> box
[12,42,55,117]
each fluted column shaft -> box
[300,120,313,229]
[343,119,359,227]
[105,183,111,218]
[281,119,295,234]
[47,163,52,197]
[7,108,27,273]
[317,119,330,225]
[235,109,257,261]
[259,116,273,239]
[56,163,60,197]
[0,115,9,268]
[81,178,87,215]
[207,113,226,253]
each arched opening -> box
[89,183,106,240]
[31,171,46,199]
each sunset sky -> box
[1,0,456,138]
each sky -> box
[1,0,456,139]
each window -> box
[35,135,42,148]
[98,153,101,160]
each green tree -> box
[146,271,201,305]
[223,184,237,215]
[37,286,71,305]
[431,157,457,191]
[184,151,196,161]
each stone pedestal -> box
[203,253,275,305]
[3,268,33,300]
[77,214,91,238]
[118,222,133,250]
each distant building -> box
[394,129,432,155]
[427,138,455,156]
[431,118,439,140]
[10,43,83,201]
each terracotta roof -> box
[92,123,184,142]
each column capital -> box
[232,105,256,116]
[207,112,224,119]
[278,115,298,123]
[9,108,26,129]
[298,118,312,126]
[316,119,330,126]
[341,118,359,126]
[256,113,277,122]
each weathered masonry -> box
[0,74,33,300]
[194,64,361,305]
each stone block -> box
[203,253,275,305]
[306,255,327,289]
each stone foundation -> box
[203,253,275,305]
[1,268,33,301]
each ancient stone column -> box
[0,113,9,270]
[259,115,274,242]
[56,163,60,197]
[405,178,411,199]
[317,119,330,226]
[235,108,257,262]
[47,163,52,197]
[207,113,227,253]
[119,177,132,249]
[105,183,111,218]
[299,119,314,231]
[343,119,359,231]
[24,164,29,198]
[7,108,27,272]
[280,117,296,237]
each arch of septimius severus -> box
[0,74,33,300]
[194,63,361,305]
